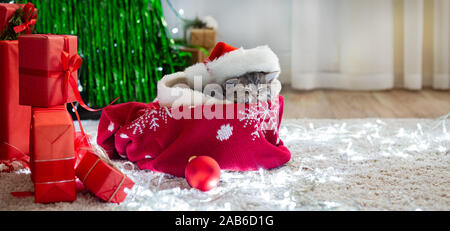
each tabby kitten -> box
[222,71,279,104]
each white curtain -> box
[291,0,450,90]
[434,0,450,89]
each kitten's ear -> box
[265,71,280,83]
[225,78,240,85]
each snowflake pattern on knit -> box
[238,98,280,141]
[108,122,115,132]
[217,124,234,141]
[126,107,172,135]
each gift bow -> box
[61,51,83,103]
[13,3,37,34]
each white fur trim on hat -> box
[157,72,233,107]
[184,63,212,87]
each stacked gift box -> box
[0,3,32,172]
[30,106,77,203]
[19,33,134,204]
[19,33,80,203]
[1,3,133,204]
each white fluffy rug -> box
[1,117,449,211]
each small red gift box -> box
[76,151,134,204]
[0,3,19,32]
[0,40,31,168]
[19,34,81,107]
[31,105,76,203]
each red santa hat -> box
[206,42,239,62]
[184,42,281,85]
[157,42,282,106]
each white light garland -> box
[3,114,448,211]
[108,115,448,211]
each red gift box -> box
[19,34,80,107]
[30,106,76,203]
[34,180,76,204]
[76,151,134,204]
[0,40,31,168]
[0,3,19,32]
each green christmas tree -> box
[6,0,189,107]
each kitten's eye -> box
[225,78,239,85]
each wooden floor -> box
[281,87,450,119]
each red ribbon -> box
[13,3,37,34]
[61,36,102,113]
[62,53,82,102]
[74,131,92,167]
[56,36,119,116]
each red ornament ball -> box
[185,156,221,192]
